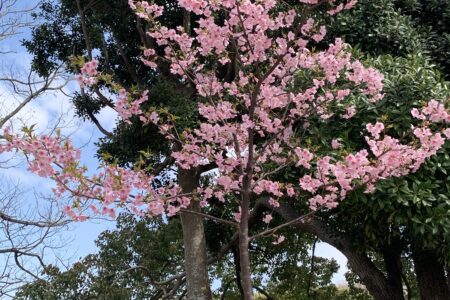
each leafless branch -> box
[180,209,238,227]
[0,0,40,43]
[0,65,69,130]
[0,180,71,294]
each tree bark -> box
[413,248,450,300]
[179,168,212,300]
[447,267,450,292]
[335,239,404,300]
[381,242,405,299]
[255,199,405,300]
[238,193,253,300]
[232,246,245,299]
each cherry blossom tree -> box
[1,0,450,299]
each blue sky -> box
[0,0,117,278]
[0,0,349,288]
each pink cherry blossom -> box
[263,214,273,224]
[1,0,448,238]
[332,139,343,149]
[272,235,286,245]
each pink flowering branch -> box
[1,0,450,299]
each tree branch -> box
[180,209,239,227]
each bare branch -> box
[249,209,316,241]
[180,208,238,227]
[0,0,40,42]
[0,65,69,130]
[0,211,69,228]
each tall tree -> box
[16,0,450,299]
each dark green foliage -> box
[15,213,349,300]
[328,0,423,57]
[394,0,450,78]
[15,214,185,300]
[327,0,450,79]
[23,0,190,169]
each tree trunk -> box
[232,247,245,299]
[340,243,405,300]
[382,242,405,299]
[179,168,212,300]
[257,199,405,300]
[238,194,253,300]
[413,248,450,300]
[447,267,450,292]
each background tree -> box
[318,1,450,298]
[0,0,39,46]
[0,1,73,296]
[16,211,364,300]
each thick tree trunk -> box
[177,12,211,298]
[339,243,405,300]
[256,199,405,300]
[413,248,450,300]
[179,168,212,300]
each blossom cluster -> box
[76,59,99,88]
[0,129,195,220]
[115,89,151,124]
[125,0,446,214]
[1,0,449,224]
